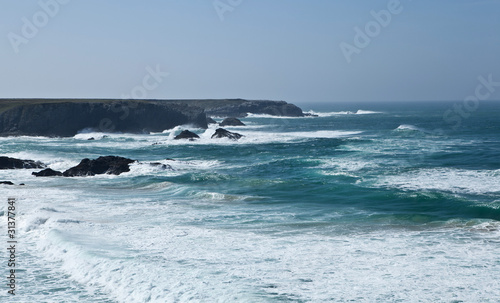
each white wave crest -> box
[304,110,354,117]
[245,113,307,119]
[355,110,383,115]
[303,110,383,117]
[375,168,500,195]
[395,124,422,132]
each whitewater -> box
[1,101,499,302]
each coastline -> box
[0,99,304,137]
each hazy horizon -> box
[1,0,499,103]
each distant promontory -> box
[0,99,304,137]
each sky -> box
[1,0,499,103]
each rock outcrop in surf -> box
[62,156,135,177]
[220,117,245,126]
[211,128,243,140]
[32,168,63,177]
[0,156,45,169]
[174,130,200,140]
[31,156,135,177]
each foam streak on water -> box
[1,101,500,302]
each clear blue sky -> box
[1,0,499,103]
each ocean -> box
[1,101,499,302]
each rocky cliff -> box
[0,99,304,137]
[0,100,207,137]
[164,99,304,117]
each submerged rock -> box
[32,168,63,177]
[219,117,245,126]
[174,130,200,140]
[63,156,135,177]
[0,181,14,185]
[211,128,243,140]
[0,156,45,169]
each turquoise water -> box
[1,101,500,302]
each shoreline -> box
[0,99,304,137]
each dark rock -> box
[211,128,243,140]
[0,99,304,136]
[303,113,319,117]
[166,158,175,161]
[0,100,207,137]
[219,117,245,126]
[32,168,63,177]
[0,181,14,185]
[19,183,25,186]
[87,137,95,140]
[207,117,217,124]
[199,99,304,118]
[174,130,200,140]
[0,156,45,169]
[146,99,304,117]
[63,156,135,177]
[149,162,173,170]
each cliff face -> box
[162,99,304,118]
[0,101,207,137]
[0,99,305,137]
[204,100,303,118]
